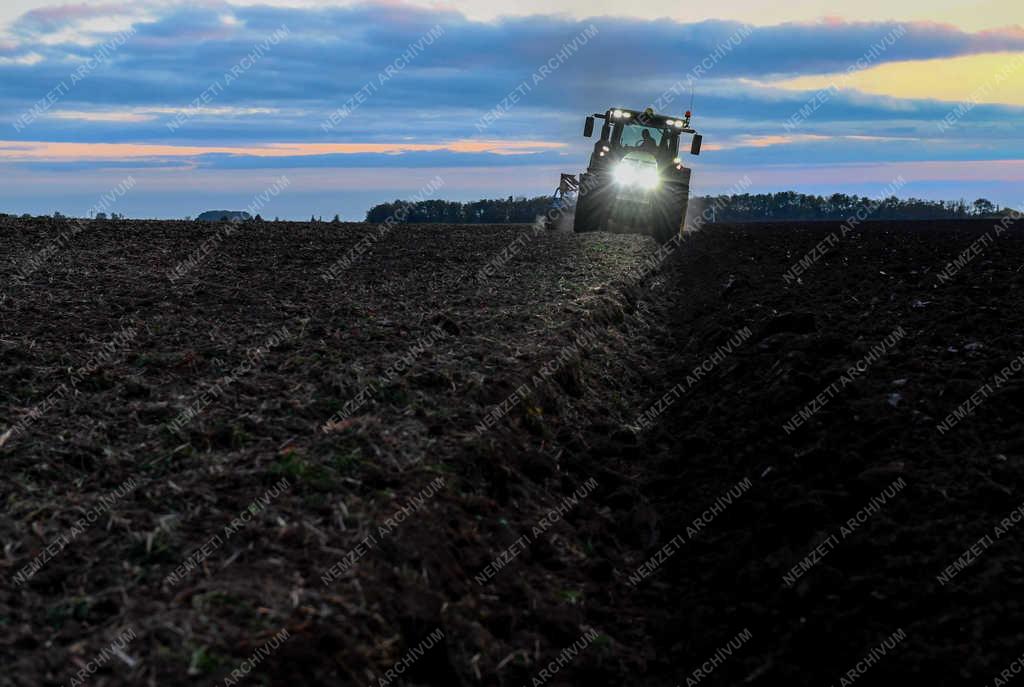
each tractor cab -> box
[584,107,702,175]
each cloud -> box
[43,105,283,123]
[3,4,1024,112]
[47,109,157,122]
[708,134,833,150]
[0,52,44,65]
[0,2,1019,161]
[11,2,133,33]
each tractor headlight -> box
[636,168,660,189]
[613,162,636,186]
[613,162,660,190]
[666,120,676,127]
[612,109,623,118]
[675,120,684,128]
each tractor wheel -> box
[650,183,688,244]
[573,174,609,234]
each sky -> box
[0,0,1022,219]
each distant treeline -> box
[366,196,557,224]
[689,193,1011,222]
[366,193,1014,224]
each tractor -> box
[546,107,702,243]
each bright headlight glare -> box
[675,120,684,128]
[613,163,635,185]
[666,120,675,127]
[612,109,623,118]
[637,169,660,189]
[614,162,659,189]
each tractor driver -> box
[637,129,660,155]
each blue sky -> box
[1,0,1022,219]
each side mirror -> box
[690,134,703,156]
[583,117,595,138]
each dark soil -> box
[1,216,1022,686]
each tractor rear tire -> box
[650,183,688,244]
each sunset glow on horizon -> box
[0,139,568,161]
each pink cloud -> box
[974,25,1024,45]
[0,139,567,162]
